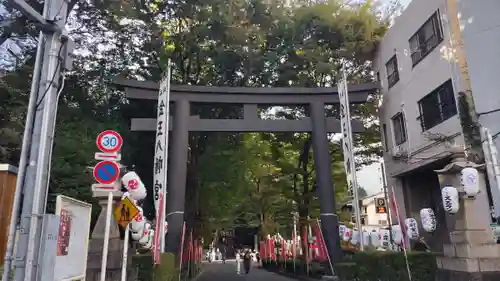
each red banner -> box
[390,186,408,249]
[313,220,328,261]
[267,239,276,260]
[153,193,164,264]
[260,241,267,259]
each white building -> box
[360,192,390,232]
[374,0,500,250]
[344,192,389,232]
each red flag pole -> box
[178,222,186,281]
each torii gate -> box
[113,77,378,263]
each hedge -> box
[131,253,202,281]
[262,251,437,281]
[335,251,437,281]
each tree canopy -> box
[0,0,394,240]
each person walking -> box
[235,249,241,275]
[243,249,252,274]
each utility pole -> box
[446,0,483,163]
[2,0,72,280]
[380,162,394,247]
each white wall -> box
[374,0,476,217]
[459,0,500,152]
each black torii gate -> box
[113,77,378,263]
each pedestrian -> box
[236,249,241,275]
[243,249,252,274]
[256,251,261,267]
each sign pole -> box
[337,68,364,250]
[121,224,130,281]
[100,191,113,281]
[161,59,172,253]
[93,130,123,281]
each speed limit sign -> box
[96,130,123,153]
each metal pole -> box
[380,162,394,247]
[1,30,44,281]
[339,70,364,250]
[13,2,68,281]
[482,128,500,219]
[100,192,114,281]
[292,213,297,274]
[121,225,130,281]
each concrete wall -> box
[459,0,500,157]
[374,0,477,217]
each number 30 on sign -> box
[96,130,123,153]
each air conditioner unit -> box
[391,146,406,159]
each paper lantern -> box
[338,225,346,237]
[420,208,437,232]
[442,186,459,214]
[351,230,360,245]
[121,171,147,200]
[461,167,480,197]
[362,231,370,246]
[138,227,152,245]
[370,230,379,247]
[342,228,351,242]
[130,207,146,232]
[391,225,403,245]
[140,229,154,250]
[405,218,419,240]
[131,221,150,240]
[379,229,390,248]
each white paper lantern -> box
[362,231,370,246]
[405,218,419,240]
[140,229,154,250]
[461,167,480,197]
[339,225,346,237]
[138,227,153,245]
[370,230,379,247]
[351,230,360,245]
[131,221,150,240]
[420,208,437,232]
[392,225,403,245]
[121,171,147,200]
[379,229,390,248]
[130,207,146,232]
[342,228,352,242]
[442,186,459,214]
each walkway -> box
[197,260,297,281]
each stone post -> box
[86,190,124,281]
[434,152,500,281]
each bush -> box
[132,253,154,281]
[334,251,437,281]
[262,251,437,281]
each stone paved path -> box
[196,260,296,281]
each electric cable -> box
[35,42,64,110]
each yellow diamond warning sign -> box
[114,196,139,228]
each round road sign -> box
[96,130,123,153]
[93,160,120,184]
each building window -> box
[378,220,388,225]
[391,113,407,145]
[382,124,389,151]
[385,55,399,88]
[418,79,457,131]
[409,11,443,66]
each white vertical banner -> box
[337,69,364,250]
[154,59,172,256]
[160,60,172,252]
